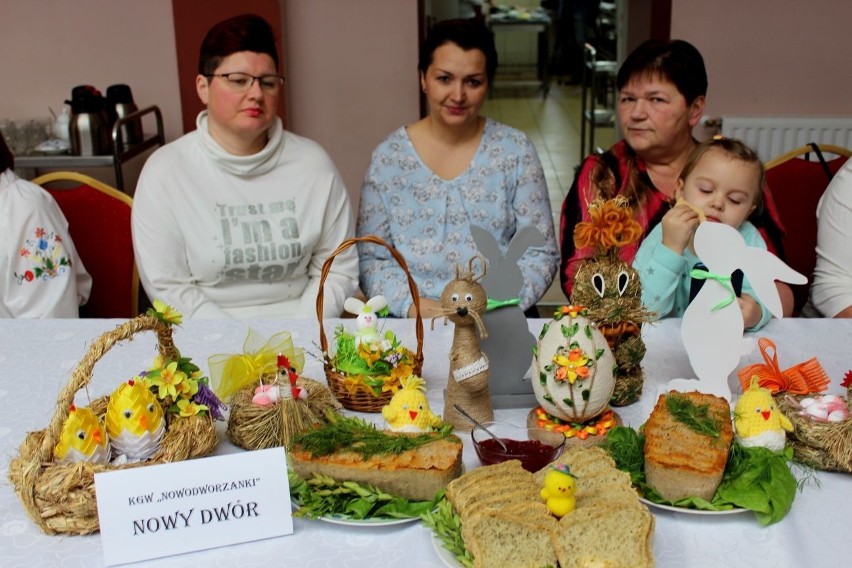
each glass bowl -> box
[471,421,566,472]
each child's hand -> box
[738,293,761,329]
[661,203,700,255]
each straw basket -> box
[775,387,852,473]
[7,315,218,535]
[317,236,424,412]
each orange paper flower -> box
[573,198,643,252]
[737,337,829,395]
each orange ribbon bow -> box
[737,337,830,395]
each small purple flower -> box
[194,382,226,421]
[384,352,401,366]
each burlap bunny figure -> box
[570,198,655,406]
[432,257,492,431]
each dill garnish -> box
[666,394,722,438]
[288,413,453,459]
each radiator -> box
[718,117,852,161]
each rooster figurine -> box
[105,379,166,462]
[734,376,793,452]
[382,375,442,432]
[54,405,111,464]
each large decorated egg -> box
[533,306,616,422]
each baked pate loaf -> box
[289,434,463,501]
[644,391,733,502]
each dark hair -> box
[680,137,766,212]
[419,19,498,83]
[198,14,279,75]
[616,39,707,104]
[0,134,13,172]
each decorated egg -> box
[533,306,616,422]
[54,405,111,464]
[105,379,166,462]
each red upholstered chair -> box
[765,144,852,316]
[30,172,139,318]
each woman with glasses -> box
[357,19,558,318]
[132,14,357,319]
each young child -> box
[633,137,771,331]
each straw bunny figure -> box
[668,222,806,401]
[432,257,492,431]
[343,295,388,348]
[471,225,544,400]
[570,198,654,406]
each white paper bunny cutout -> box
[665,222,806,401]
[343,295,388,347]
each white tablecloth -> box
[1,317,851,567]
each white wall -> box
[672,0,852,118]
[283,0,420,208]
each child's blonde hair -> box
[679,137,766,212]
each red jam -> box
[474,438,561,472]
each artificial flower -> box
[176,398,209,417]
[147,361,186,400]
[149,300,183,325]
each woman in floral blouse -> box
[357,18,558,318]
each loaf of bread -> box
[289,434,463,502]
[644,391,733,502]
[447,449,654,568]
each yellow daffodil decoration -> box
[140,302,224,421]
[552,345,591,384]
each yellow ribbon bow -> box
[208,329,305,402]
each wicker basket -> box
[775,387,852,473]
[7,315,218,535]
[317,235,424,412]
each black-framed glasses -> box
[205,72,285,93]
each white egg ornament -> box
[105,379,166,462]
[53,405,111,464]
[533,306,616,423]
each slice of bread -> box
[554,504,655,568]
[644,391,733,502]
[463,510,558,568]
[446,459,526,505]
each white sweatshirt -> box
[1,169,91,318]
[132,112,358,319]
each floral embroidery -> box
[552,343,593,384]
[14,226,71,285]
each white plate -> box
[431,532,463,568]
[638,497,748,516]
[35,139,70,154]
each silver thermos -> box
[67,85,112,156]
[106,84,143,146]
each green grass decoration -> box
[665,393,723,438]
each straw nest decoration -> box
[227,374,342,450]
[7,314,218,535]
[317,236,424,412]
[775,386,852,473]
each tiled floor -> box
[481,83,615,308]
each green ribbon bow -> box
[486,297,521,312]
[689,268,736,311]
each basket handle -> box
[316,235,423,364]
[38,315,178,462]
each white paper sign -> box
[94,447,292,566]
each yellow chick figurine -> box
[54,405,111,464]
[382,375,442,432]
[734,376,794,452]
[541,464,577,518]
[105,379,166,462]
